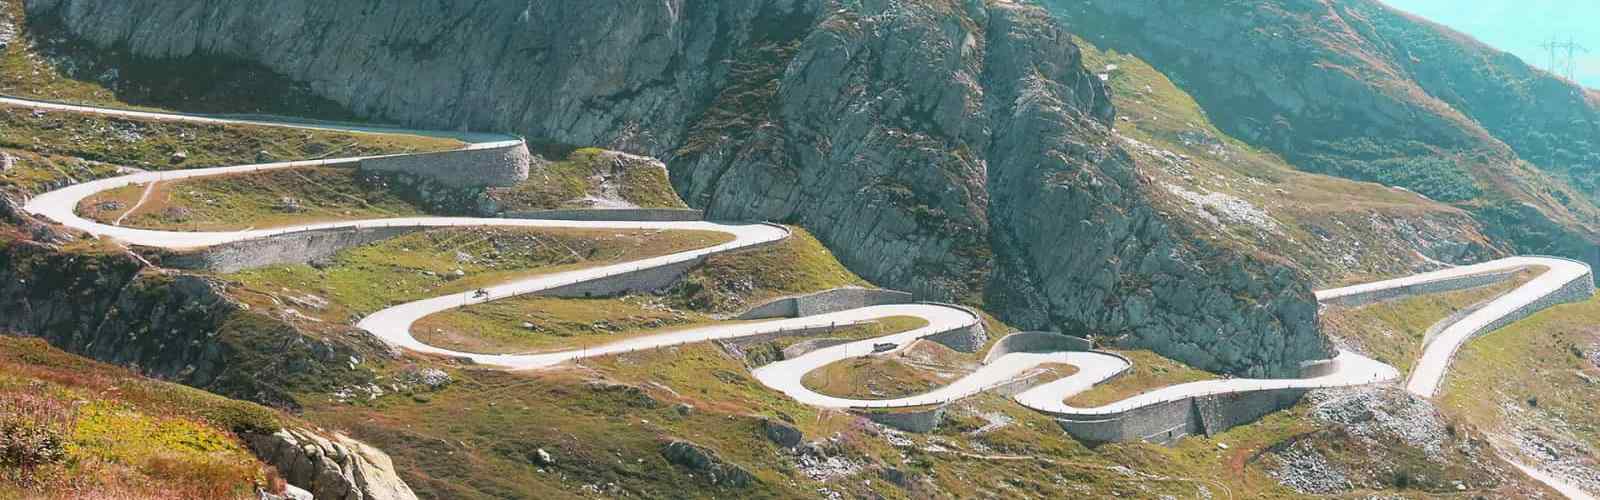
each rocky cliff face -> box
[19,0,1329,375]
[1045,0,1600,267]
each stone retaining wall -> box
[1455,259,1594,348]
[719,323,866,353]
[535,226,791,298]
[781,338,857,359]
[1297,357,1341,378]
[1052,258,1595,446]
[737,287,915,320]
[982,331,1092,364]
[537,258,703,298]
[504,208,704,222]
[860,406,945,433]
[1320,269,1524,308]
[1421,297,1491,346]
[1055,388,1308,445]
[920,302,987,353]
[359,142,531,188]
[159,226,423,273]
[993,370,1068,397]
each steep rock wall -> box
[21,0,1328,376]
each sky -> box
[1381,0,1599,89]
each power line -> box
[1540,36,1590,82]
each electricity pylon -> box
[1540,36,1590,82]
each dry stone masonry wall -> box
[359,142,531,188]
[1320,269,1526,308]
[737,287,916,320]
[158,226,423,273]
[1056,388,1309,445]
[1465,258,1595,345]
[504,208,704,222]
[861,406,946,433]
[537,259,703,299]
[919,303,987,353]
[983,332,1093,364]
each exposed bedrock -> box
[0,202,380,411]
[247,428,419,500]
[21,0,1328,375]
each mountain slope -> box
[1044,0,1600,267]
[17,0,1334,376]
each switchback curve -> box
[11,97,1597,481]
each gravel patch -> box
[791,441,862,482]
[1502,400,1600,495]
[1267,441,1352,494]
[1163,182,1280,232]
[1511,431,1600,494]
[1307,387,1446,457]
[968,411,1012,436]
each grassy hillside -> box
[489,147,688,211]
[221,227,733,328]
[0,337,281,499]
[666,228,871,314]
[81,166,433,231]
[1321,268,1537,374]
[1442,295,1600,495]
[1048,0,1600,268]
[0,104,461,175]
[1074,39,1502,286]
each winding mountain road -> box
[9,95,1595,496]
[1315,256,1594,398]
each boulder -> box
[761,418,802,448]
[245,428,418,500]
[660,440,756,488]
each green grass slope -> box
[1049,0,1600,269]
[0,337,282,499]
[1074,39,1502,286]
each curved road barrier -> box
[1317,256,1595,398]
[12,96,1598,493]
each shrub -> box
[0,415,69,471]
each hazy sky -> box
[1381,0,1599,89]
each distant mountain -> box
[1046,0,1600,266]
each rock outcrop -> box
[246,428,418,500]
[0,229,378,410]
[660,439,757,488]
[761,418,803,448]
[19,0,1330,375]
